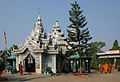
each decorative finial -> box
[37,8,41,22]
[56,18,58,26]
[38,8,40,15]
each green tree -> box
[111,40,120,50]
[0,57,4,64]
[67,1,92,73]
[0,50,3,53]
[0,57,4,73]
[110,40,120,66]
[88,41,106,70]
[10,44,18,51]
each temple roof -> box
[7,55,16,59]
[68,52,92,59]
[48,19,67,45]
[12,12,67,55]
[0,49,11,57]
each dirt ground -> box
[1,71,120,82]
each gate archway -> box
[24,54,35,72]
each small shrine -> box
[0,49,17,74]
[68,52,92,73]
[0,49,11,70]
[12,11,67,74]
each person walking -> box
[19,62,23,75]
[99,63,103,73]
[104,62,108,74]
[108,63,112,73]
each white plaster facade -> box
[12,12,67,74]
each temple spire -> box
[38,8,40,20]
[36,9,42,26]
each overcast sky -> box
[0,0,120,51]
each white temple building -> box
[12,12,67,74]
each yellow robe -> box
[108,64,112,73]
[19,63,23,75]
[99,64,103,73]
[104,64,108,73]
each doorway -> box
[24,54,35,72]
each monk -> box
[108,63,112,73]
[19,62,23,75]
[99,63,103,73]
[104,62,108,73]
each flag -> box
[4,30,7,45]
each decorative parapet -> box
[47,50,59,54]
[58,32,64,35]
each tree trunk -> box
[79,40,82,73]
[80,59,82,73]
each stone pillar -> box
[82,59,85,73]
[88,59,91,73]
[53,55,56,73]
[23,59,25,72]
[114,58,117,68]
[13,60,15,69]
[16,55,17,70]
[73,60,76,72]
[36,54,42,74]
[19,55,21,63]
[16,55,19,71]
[40,54,42,74]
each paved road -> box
[1,72,120,82]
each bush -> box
[0,57,4,72]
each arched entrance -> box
[24,54,35,72]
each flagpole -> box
[4,29,7,49]
[4,29,7,69]
[5,43,6,49]
[4,40,6,70]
